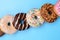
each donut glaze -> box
[0,15,17,34]
[26,8,44,27]
[40,4,57,23]
[54,0,60,16]
[13,13,30,30]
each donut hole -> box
[48,10,52,15]
[34,16,37,19]
[7,22,11,26]
[46,8,52,15]
[20,20,24,24]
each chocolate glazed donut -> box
[13,13,30,30]
[40,4,58,23]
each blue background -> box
[0,0,60,40]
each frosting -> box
[26,8,44,27]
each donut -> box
[40,4,57,23]
[26,8,44,27]
[12,13,30,30]
[0,15,17,34]
[54,0,60,16]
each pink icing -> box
[54,0,60,15]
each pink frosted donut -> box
[54,0,60,16]
[0,15,17,34]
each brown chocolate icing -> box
[13,13,30,30]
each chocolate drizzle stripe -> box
[18,24,21,30]
[14,14,19,27]
[19,24,22,30]
[20,13,24,20]
[15,14,20,27]
[21,13,25,20]
[25,21,29,29]
[23,20,26,30]
[23,14,26,20]
[22,24,24,30]
[13,14,19,27]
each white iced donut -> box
[26,8,44,27]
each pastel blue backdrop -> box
[0,0,60,40]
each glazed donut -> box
[0,15,17,34]
[40,4,57,23]
[13,13,30,30]
[54,0,60,16]
[26,8,44,27]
